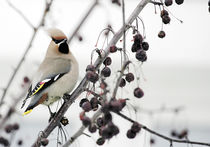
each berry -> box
[0,136,9,146]
[171,130,177,137]
[23,76,29,83]
[109,100,123,112]
[104,112,112,122]
[97,117,105,127]
[86,64,95,72]
[103,57,112,66]
[131,122,141,133]
[86,71,99,83]
[101,127,113,139]
[88,124,97,133]
[125,73,135,82]
[175,0,184,5]
[209,0,210,6]
[40,138,49,146]
[101,67,111,77]
[90,97,99,111]
[119,78,126,87]
[108,122,119,136]
[82,101,92,112]
[131,42,141,52]
[162,15,171,24]
[126,129,136,139]
[96,137,105,145]
[160,10,169,18]
[142,42,149,51]
[79,98,89,107]
[134,87,144,98]
[5,124,13,133]
[158,31,166,38]
[178,129,188,139]
[136,50,147,62]
[81,116,91,126]
[150,138,155,144]
[78,35,83,41]
[13,123,19,130]
[17,139,23,146]
[110,46,117,53]
[164,0,173,6]
[133,34,143,44]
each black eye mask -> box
[59,42,69,54]
[52,38,64,44]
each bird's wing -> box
[21,58,71,109]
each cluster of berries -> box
[164,0,184,6]
[171,129,188,139]
[131,33,149,62]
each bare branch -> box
[6,0,35,29]
[67,0,99,45]
[115,111,210,147]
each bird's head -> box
[46,28,70,57]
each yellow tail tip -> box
[23,109,32,115]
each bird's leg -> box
[48,106,56,122]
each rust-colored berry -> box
[101,66,111,77]
[175,0,184,5]
[96,137,105,145]
[119,78,126,87]
[134,87,144,98]
[126,129,136,139]
[158,31,166,38]
[165,0,173,6]
[103,57,112,66]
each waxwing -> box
[21,28,79,115]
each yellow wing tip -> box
[23,109,33,116]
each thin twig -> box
[115,111,210,147]
[32,0,150,146]
[67,0,99,45]
[122,0,127,63]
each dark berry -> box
[97,117,105,127]
[209,0,210,6]
[101,102,110,113]
[82,101,92,112]
[23,76,29,83]
[175,0,184,5]
[142,42,149,51]
[150,138,155,144]
[171,130,177,137]
[86,71,99,83]
[119,78,126,87]
[78,35,83,41]
[158,31,166,38]
[0,136,9,146]
[101,127,113,139]
[88,124,97,133]
[79,98,89,107]
[118,98,126,109]
[108,122,119,136]
[178,129,188,139]
[5,124,13,133]
[101,66,111,77]
[133,34,143,44]
[131,42,141,52]
[134,87,144,98]
[96,137,105,145]
[125,73,135,82]
[90,97,99,111]
[165,0,173,6]
[136,50,147,62]
[82,116,91,126]
[160,10,169,18]
[13,123,19,130]
[40,138,49,146]
[103,57,112,66]
[162,15,171,24]
[17,139,23,146]
[104,112,112,122]
[126,129,136,139]
[131,122,141,133]
[109,100,123,112]
[110,46,117,53]
[86,64,95,72]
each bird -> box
[21,28,79,115]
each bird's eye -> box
[52,38,64,44]
[58,42,69,54]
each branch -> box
[32,0,150,146]
[0,0,54,106]
[115,111,210,147]
[67,0,99,45]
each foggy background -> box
[0,0,210,146]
